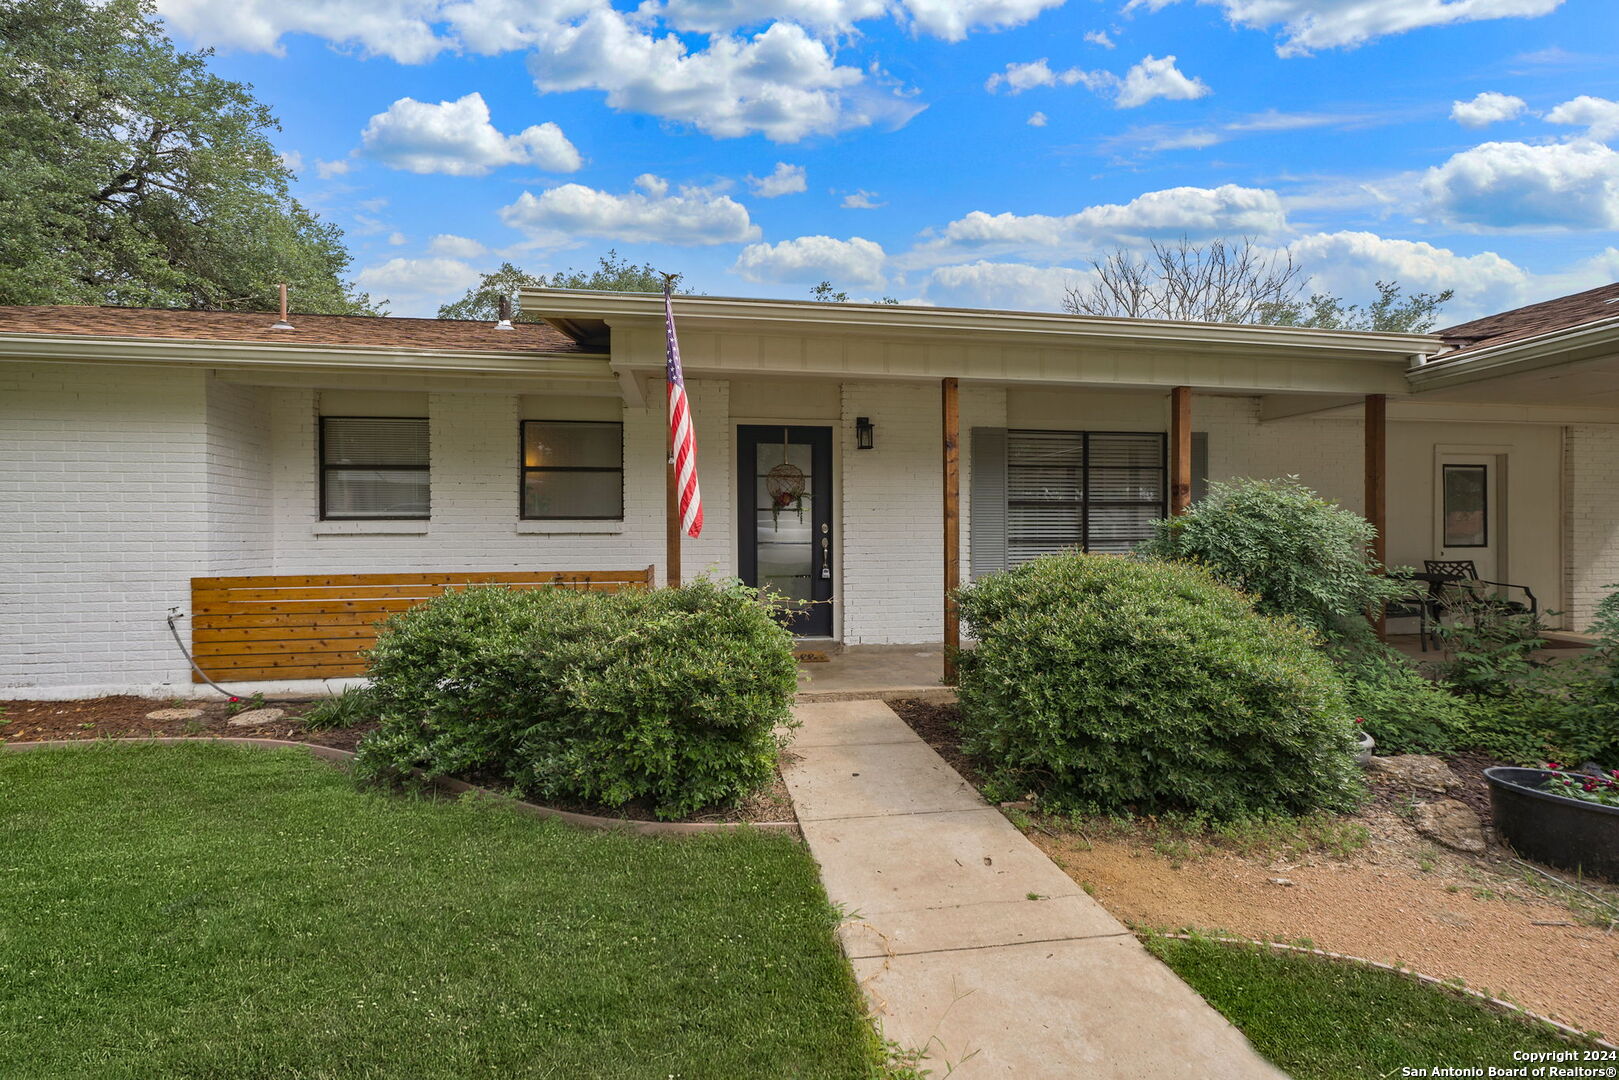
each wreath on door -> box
[765,428,807,527]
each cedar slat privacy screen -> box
[972,429,1173,576]
[320,417,430,520]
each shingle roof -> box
[0,305,589,354]
[1438,281,1619,352]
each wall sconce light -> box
[855,416,875,450]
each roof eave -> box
[1409,317,1619,392]
[520,288,1441,362]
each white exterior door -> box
[1434,453,1501,581]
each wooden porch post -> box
[1365,393,1387,638]
[943,377,960,684]
[666,382,681,588]
[1170,386,1192,516]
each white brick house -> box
[4,283,1619,698]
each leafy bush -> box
[1431,591,1550,697]
[1555,585,1619,767]
[1138,477,1410,646]
[1450,692,1586,766]
[353,579,798,819]
[955,553,1363,819]
[1330,640,1466,756]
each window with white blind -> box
[320,417,430,520]
[972,429,1169,574]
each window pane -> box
[1087,468,1164,500]
[1088,433,1164,469]
[1443,464,1488,547]
[523,422,623,469]
[523,471,623,519]
[324,470,429,518]
[1086,504,1160,553]
[323,418,428,466]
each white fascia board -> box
[1409,318,1619,391]
[0,332,611,379]
[523,288,1440,363]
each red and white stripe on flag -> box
[664,283,703,539]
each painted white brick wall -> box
[1200,394,1364,514]
[1565,424,1619,628]
[840,381,945,644]
[266,381,732,583]
[0,362,209,692]
[206,380,273,574]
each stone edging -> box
[0,737,801,838]
[1147,931,1617,1050]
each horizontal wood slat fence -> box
[188,567,656,683]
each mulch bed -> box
[0,695,374,751]
[1442,750,1513,830]
[0,696,794,826]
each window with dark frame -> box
[521,420,625,520]
[1006,430,1167,565]
[1442,463,1489,548]
[320,416,430,520]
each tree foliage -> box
[1062,237,1453,332]
[0,0,373,313]
[436,251,688,322]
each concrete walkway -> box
[782,699,1287,1079]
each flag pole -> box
[662,272,682,588]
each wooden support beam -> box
[1365,393,1387,639]
[1170,386,1192,516]
[942,377,961,685]
[666,380,681,588]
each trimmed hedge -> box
[353,578,798,819]
[955,553,1363,818]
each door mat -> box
[793,650,830,663]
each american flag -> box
[663,279,703,538]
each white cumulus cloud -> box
[842,190,885,209]
[355,257,483,316]
[651,0,1061,39]
[360,92,581,176]
[1424,140,1619,230]
[428,234,490,258]
[1028,111,1049,127]
[733,235,887,287]
[925,261,1087,310]
[156,0,451,62]
[747,162,808,198]
[1450,91,1527,128]
[901,0,1067,41]
[1125,0,1564,58]
[1285,231,1530,325]
[915,184,1288,264]
[1546,95,1619,141]
[1084,28,1115,47]
[499,176,761,246]
[1115,54,1210,108]
[524,14,918,142]
[985,58,1112,95]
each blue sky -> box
[164,0,1619,322]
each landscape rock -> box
[226,707,286,727]
[1367,754,1463,793]
[1412,799,1486,854]
[145,708,203,721]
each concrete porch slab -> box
[781,740,984,821]
[852,934,1286,1079]
[795,644,953,702]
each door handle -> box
[820,536,831,578]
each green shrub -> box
[1553,585,1619,766]
[1328,640,1467,756]
[353,578,798,819]
[1431,591,1550,697]
[1138,477,1410,646]
[1451,692,1587,766]
[955,553,1363,819]
[301,685,378,731]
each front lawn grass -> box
[0,742,879,1079]
[1144,933,1597,1078]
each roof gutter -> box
[522,288,1440,361]
[1409,317,1619,392]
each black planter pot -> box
[1485,767,1619,882]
